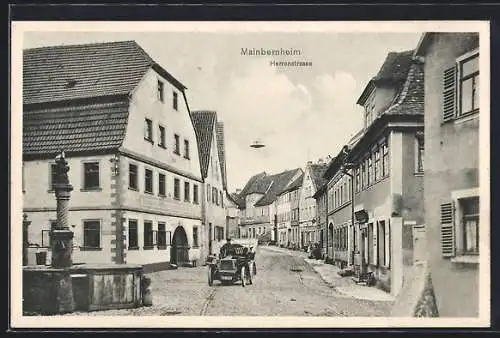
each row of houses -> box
[233,161,329,250]
[22,40,233,271]
[231,32,480,317]
[311,32,480,317]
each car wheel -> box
[241,266,246,287]
[208,267,213,286]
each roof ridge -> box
[383,61,423,116]
[23,40,138,52]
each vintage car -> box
[207,244,256,287]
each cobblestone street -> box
[67,246,393,317]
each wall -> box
[123,68,202,179]
[423,33,480,317]
[24,210,115,265]
[23,154,114,210]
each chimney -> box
[236,189,242,195]
[317,158,324,164]
[307,161,313,165]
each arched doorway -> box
[171,226,189,265]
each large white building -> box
[191,110,228,259]
[23,40,204,271]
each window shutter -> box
[443,66,457,122]
[440,202,455,257]
[385,220,391,268]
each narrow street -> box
[69,246,392,317]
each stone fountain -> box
[23,151,149,315]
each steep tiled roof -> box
[233,172,267,209]
[384,61,424,116]
[23,40,186,106]
[254,169,302,207]
[216,122,227,190]
[373,50,414,82]
[309,164,329,191]
[23,100,129,157]
[191,111,217,179]
[357,50,414,105]
[281,173,304,194]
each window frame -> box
[173,90,178,111]
[157,79,164,102]
[158,125,166,148]
[144,168,154,194]
[174,134,180,155]
[193,184,199,204]
[451,188,480,263]
[143,220,155,249]
[174,178,181,200]
[457,50,479,118]
[128,219,139,250]
[184,181,190,202]
[184,139,190,159]
[82,219,102,250]
[158,172,166,197]
[82,161,101,191]
[415,132,425,174]
[128,163,138,190]
[157,222,168,249]
[144,118,154,143]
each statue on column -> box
[55,151,70,186]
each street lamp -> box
[340,159,357,268]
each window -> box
[184,140,190,159]
[144,221,154,248]
[157,223,167,248]
[459,53,479,116]
[157,80,164,102]
[128,220,138,249]
[374,146,380,181]
[158,125,166,148]
[416,133,424,173]
[207,184,211,202]
[174,134,180,155]
[462,197,479,254]
[83,162,100,190]
[184,181,190,202]
[129,163,138,190]
[367,222,373,265]
[145,168,153,194]
[382,140,389,177]
[49,163,57,190]
[173,91,178,110]
[220,191,224,208]
[193,226,199,247]
[443,50,479,121]
[83,220,100,249]
[174,178,180,200]
[193,184,199,204]
[159,173,166,196]
[212,187,217,204]
[144,118,153,142]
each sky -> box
[23,29,422,193]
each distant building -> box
[276,172,303,248]
[191,111,228,259]
[23,41,203,271]
[414,32,480,317]
[225,191,240,240]
[299,161,328,248]
[235,169,302,243]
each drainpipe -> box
[341,163,356,267]
[324,184,328,261]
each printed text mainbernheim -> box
[241,47,302,56]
